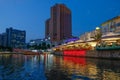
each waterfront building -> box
[0,33,7,47]
[79,32,91,42]
[101,16,120,42]
[46,4,72,43]
[0,34,2,46]
[29,39,43,46]
[79,30,96,42]
[101,16,120,35]
[6,27,26,48]
[29,38,51,47]
[2,33,7,47]
[54,15,120,50]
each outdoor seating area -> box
[96,39,120,50]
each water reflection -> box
[0,54,120,80]
[0,54,47,80]
[45,55,120,80]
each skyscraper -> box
[46,4,72,43]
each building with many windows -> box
[79,30,97,42]
[101,16,120,34]
[0,33,7,47]
[100,16,120,42]
[0,34,2,46]
[46,4,72,43]
[6,27,26,48]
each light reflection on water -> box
[0,54,120,80]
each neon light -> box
[63,50,86,57]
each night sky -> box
[0,0,120,42]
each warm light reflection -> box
[64,56,86,65]
[103,71,120,80]
[0,54,119,80]
[61,56,87,76]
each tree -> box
[47,44,50,49]
[52,45,55,47]
[38,44,42,49]
[92,27,102,42]
[94,33,102,42]
[41,42,47,50]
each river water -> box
[0,54,120,80]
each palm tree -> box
[94,32,102,42]
[91,27,102,49]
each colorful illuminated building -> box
[101,16,120,43]
[101,16,120,34]
[53,15,120,51]
[79,31,95,42]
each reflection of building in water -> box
[0,54,24,67]
[87,59,120,80]
[96,59,120,80]
[43,54,54,71]
[45,55,71,80]
[62,57,98,79]
[63,57,86,65]
[60,57,120,80]
[63,57,88,77]
[102,71,120,80]
[0,54,25,80]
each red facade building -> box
[45,4,72,43]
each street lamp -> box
[96,27,100,30]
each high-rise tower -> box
[45,4,72,42]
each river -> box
[0,53,120,80]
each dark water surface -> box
[0,54,120,80]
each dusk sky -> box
[0,0,120,42]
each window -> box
[116,22,120,27]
